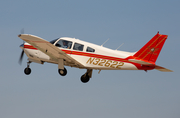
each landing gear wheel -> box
[58,68,67,76]
[81,74,90,83]
[24,68,31,75]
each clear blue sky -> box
[0,0,180,118]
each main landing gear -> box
[57,68,92,83]
[24,61,31,75]
[81,74,90,83]
[57,58,92,83]
[80,69,92,83]
[58,68,67,76]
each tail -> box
[133,32,167,63]
[128,32,173,72]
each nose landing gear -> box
[24,61,31,75]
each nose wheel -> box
[24,67,31,75]
[24,61,31,75]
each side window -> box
[55,39,72,49]
[86,47,95,52]
[73,43,84,51]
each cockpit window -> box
[50,38,59,44]
[73,43,84,51]
[55,39,72,49]
[86,47,95,52]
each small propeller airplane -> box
[18,32,173,83]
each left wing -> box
[18,34,85,68]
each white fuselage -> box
[23,37,139,70]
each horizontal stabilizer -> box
[128,59,173,72]
[155,65,173,72]
[128,59,155,65]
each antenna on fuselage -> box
[101,38,109,47]
[116,43,124,50]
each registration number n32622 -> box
[86,57,124,69]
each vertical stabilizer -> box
[133,32,168,63]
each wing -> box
[18,34,85,68]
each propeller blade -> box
[19,50,24,65]
[18,28,25,65]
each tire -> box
[81,74,90,83]
[58,68,67,76]
[24,68,31,75]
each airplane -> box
[18,32,173,83]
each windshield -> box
[49,38,59,44]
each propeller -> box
[19,49,24,65]
[18,28,25,65]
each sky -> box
[0,0,180,118]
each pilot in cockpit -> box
[63,41,70,49]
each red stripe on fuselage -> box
[62,50,155,70]
[24,45,155,70]
[70,50,126,62]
